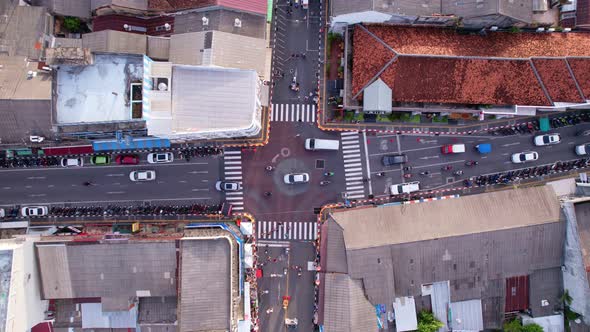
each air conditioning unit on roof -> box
[202,16,209,26]
[234,18,242,28]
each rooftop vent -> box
[202,16,209,26]
[536,27,545,32]
[234,18,242,28]
[490,26,498,31]
[563,27,572,32]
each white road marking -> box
[107,191,125,194]
[502,142,521,147]
[106,174,125,177]
[419,155,440,160]
[27,176,46,180]
[29,194,46,197]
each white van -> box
[305,138,340,151]
[390,181,420,195]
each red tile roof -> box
[379,56,551,106]
[352,24,590,106]
[148,0,266,14]
[351,26,396,96]
[532,59,584,103]
[93,14,174,36]
[365,25,590,58]
[568,58,590,100]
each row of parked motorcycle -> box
[47,204,223,217]
[487,111,590,136]
[0,156,61,168]
[464,158,590,187]
[178,146,223,161]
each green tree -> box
[522,323,544,332]
[504,319,523,332]
[63,17,82,33]
[417,310,444,332]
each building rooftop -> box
[178,238,231,332]
[352,24,590,107]
[36,241,177,299]
[170,30,267,76]
[330,186,562,250]
[148,0,267,15]
[0,4,47,58]
[320,186,565,331]
[331,0,533,23]
[0,55,52,100]
[55,53,143,124]
[173,8,267,39]
[144,63,262,139]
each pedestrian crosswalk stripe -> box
[257,221,318,240]
[344,163,362,168]
[224,150,241,155]
[341,137,358,143]
[341,131,358,136]
[343,154,361,159]
[347,185,364,190]
[345,168,362,173]
[222,149,244,213]
[342,145,360,150]
[343,149,361,154]
[347,194,365,199]
[271,104,316,122]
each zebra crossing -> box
[270,104,316,122]
[340,131,366,200]
[257,221,318,241]
[223,150,244,211]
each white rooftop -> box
[363,78,392,112]
[145,64,261,140]
[393,296,418,332]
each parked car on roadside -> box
[215,181,242,192]
[90,155,111,165]
[575,143,590,156]
[382,154,407,166]
[129,170,156,182]
[284,173,309,184]
[534,134,560,146]
[390,181,420,195]
[116,154,140,165]
[60,157,83,167]
[21,206,48,217]
[147,152,174,164]
[511,151,539,164]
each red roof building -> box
[352,24,590,108]
[505,275,529,313]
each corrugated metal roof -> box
[430,281,450,332]
[505,275,529,312]
[529,268,562,317]
[393,297,418,332]
[36,242,177,299]
[322,273,379,332]
[178,238,231,332]
[363,78,392,112]
[450,299,484,331]
[331,186,562,250]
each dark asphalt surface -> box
[366,123,590,198]
[0,154,224,206]
[257,242,316,332]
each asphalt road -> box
[242,122,347,223]
[0,154,224,206]
[257,242,316,332]
[271,0,322,104]
[366,123,590,198]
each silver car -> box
[147,152,174,164]
[129,170,156,182]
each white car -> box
[129,170,156,182]
[215,181,242,191]
[284,173,310,184]
[61,157,83,167]
[576,143,590,156]
[511,151,539,163]
[21,206,48,217]
[147,152,174,164]
[534,134,561,146]
[390,181,420,195]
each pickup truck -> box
[441,144,465,154]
